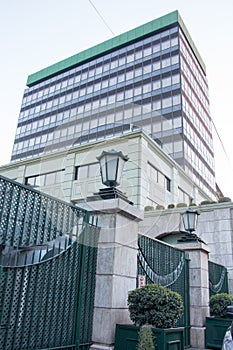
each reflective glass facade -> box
[11,11,215,198]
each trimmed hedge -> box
[128,284,183,328]
[209,293,233,317]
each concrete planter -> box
[114,324,184,350]
[205,317,233,349]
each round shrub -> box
[156,205,165,210]
[176,203,187,208]
[144,206,154,211]
[209,293,233,317]
[200,200,216,205]
[128,284,184,328]
[167,204,175,209]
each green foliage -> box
[144,206,154,211]
[200,200,216,205]
[128,284,184,328]
[156,205,165,210]
[209,293,233,317]
[167,204,175,209]
[176,203,187,208]
[189,203,197,206]
[137,325,155,350]
[218,197,232,203]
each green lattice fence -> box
[209,260,228,297]
[0,175,99,350]
[137,234,190,347]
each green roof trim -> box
[27,10,205,86]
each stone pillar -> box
[178,241,210,349]
[81,198,143,350]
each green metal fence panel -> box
[0,175,99,350]
[137,234,190,347]
[209,260,229,297]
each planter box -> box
[115,324,184,350]
[205,316,233,349]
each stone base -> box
[90,344,114,350]
[190,326,206,349]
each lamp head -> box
[97,149,128,188]
[182,207,200,233]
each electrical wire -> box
[212,119,231,164]
[88,0,115,36]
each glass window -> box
[110,77,117,86]
[126,71,134,80]
[118,56,126,66]
[171,37,178,46]
[102,80,109,89]
[173,94,181,105]
[95,66,102,75]
[125,89,133,99]
[153,100,161,110]
[144,47,152,56]
[135,51,142,60]
[117,74,125,83]
[162,58,171,68]
[79,88,86,97]
[172,74,180,85]
[61,80,68,89]
[165,177,171,192]
[153,80,161,90]
[174,141,183,152]
[134,86,142,96]
[153,122,161,132]
[174,117,182,128]
[143,83,151,94]
[153,61,161,71]
[116,91,124,101]
[163,119,172,131]
[161,40,170,50]
[135,67,142,77]
[162,77,172,88]
[143,64,152,74]
[59,96,65,104]
[153,43,160,53]
[77,165,88,180]
[171,55,179,65]
[45,173,55,186]
[162,97,172,108]
[164,142,173,153]
[127,54,134,63]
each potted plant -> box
[206,293,233,349]
[114,284,185,350]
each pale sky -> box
[0,0,232,199]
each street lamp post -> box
[178,208,200,242]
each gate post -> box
[178,241,210,349]
[80,198,143,350]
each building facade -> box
[0,131,214,209]
[11,10,215,200]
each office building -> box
[11,10,215,199]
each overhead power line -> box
[88,0,115,36]
[212,119,231,164]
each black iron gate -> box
[137,234,190,347]
[0,175,99,350]
[209,260,229,297]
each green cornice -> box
[27,10,205,86]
